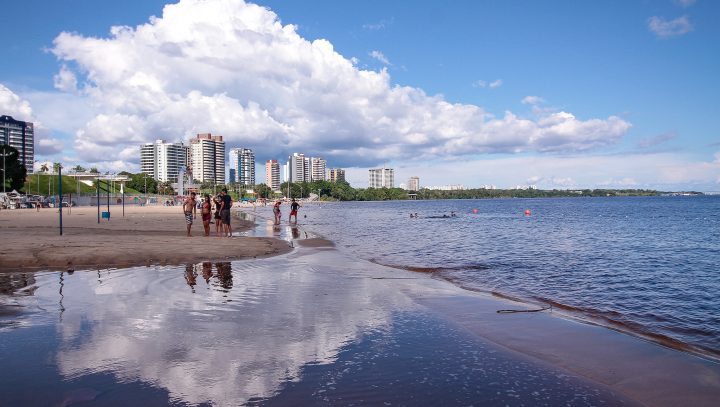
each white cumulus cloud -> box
[0,84,34,121]
[50,0,631,169]
[53,65,78,92]
[648,16,693,38]
[0,84,66,157]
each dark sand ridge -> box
[0,205,292,272]
[241,206,720,407]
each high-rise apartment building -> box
[0,115,34,173]
[288,153,310,183]
[265,159,280,191]
[229,148,255,186]
[407,176,420,191]
[368,167,394,188]
[310,157,326,181]
[328,168,345,183]
[139,140,188,182]
[190,133,225,184]
[229,168,236,184]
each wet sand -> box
[0,205,291,272]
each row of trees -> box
[252,180,408,201]
[415,188,661,200]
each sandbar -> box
[0,205,291,272]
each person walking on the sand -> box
[183,192,197,237]
[289,198,301,223]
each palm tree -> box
[40,163,49,196]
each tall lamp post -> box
[34,160,40,196]
[2,147,5,193]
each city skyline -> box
[0,1,718,190]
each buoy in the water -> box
[524,209,531,216]
[472,208,479,214]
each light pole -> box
[2,148,5,193]
[35,160,40,195]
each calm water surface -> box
[291,196,720,358]
[0,250,635,406]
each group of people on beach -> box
[273,198,300,225]
[183,188,233,237]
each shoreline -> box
[373,259,720,363]
[251,204,720,364]
[240,206,720,406]
[0,205,292,272]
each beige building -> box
[265,159,280,191]
[310,157,326,181]
[190,133,225,184]
[328,168,345,183]
[407,176,420,191]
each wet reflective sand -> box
[0,215,717,406]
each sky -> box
[1,0,718,190]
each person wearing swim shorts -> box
[183,192,197,237]
[289,198,300,223]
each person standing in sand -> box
[213,194,223,236]
[289,198,300,223]
[273,200,282,224]
[201,194,212,237]
[219,188,233,238]
[183,192,197,237]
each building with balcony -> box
[0,115,34,173]
[368,167,394,188]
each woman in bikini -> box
[201,194,212,237]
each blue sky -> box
[1,0,718,190]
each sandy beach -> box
[0,205,292,272]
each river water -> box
[289,196,720,359]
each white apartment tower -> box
[139,140,187,182]
[229,148,255,186]
[368,167,394,188]
[310,157,326,181]
[190,133,225,184]
[265,159,280,191]
[288,153,310,183]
